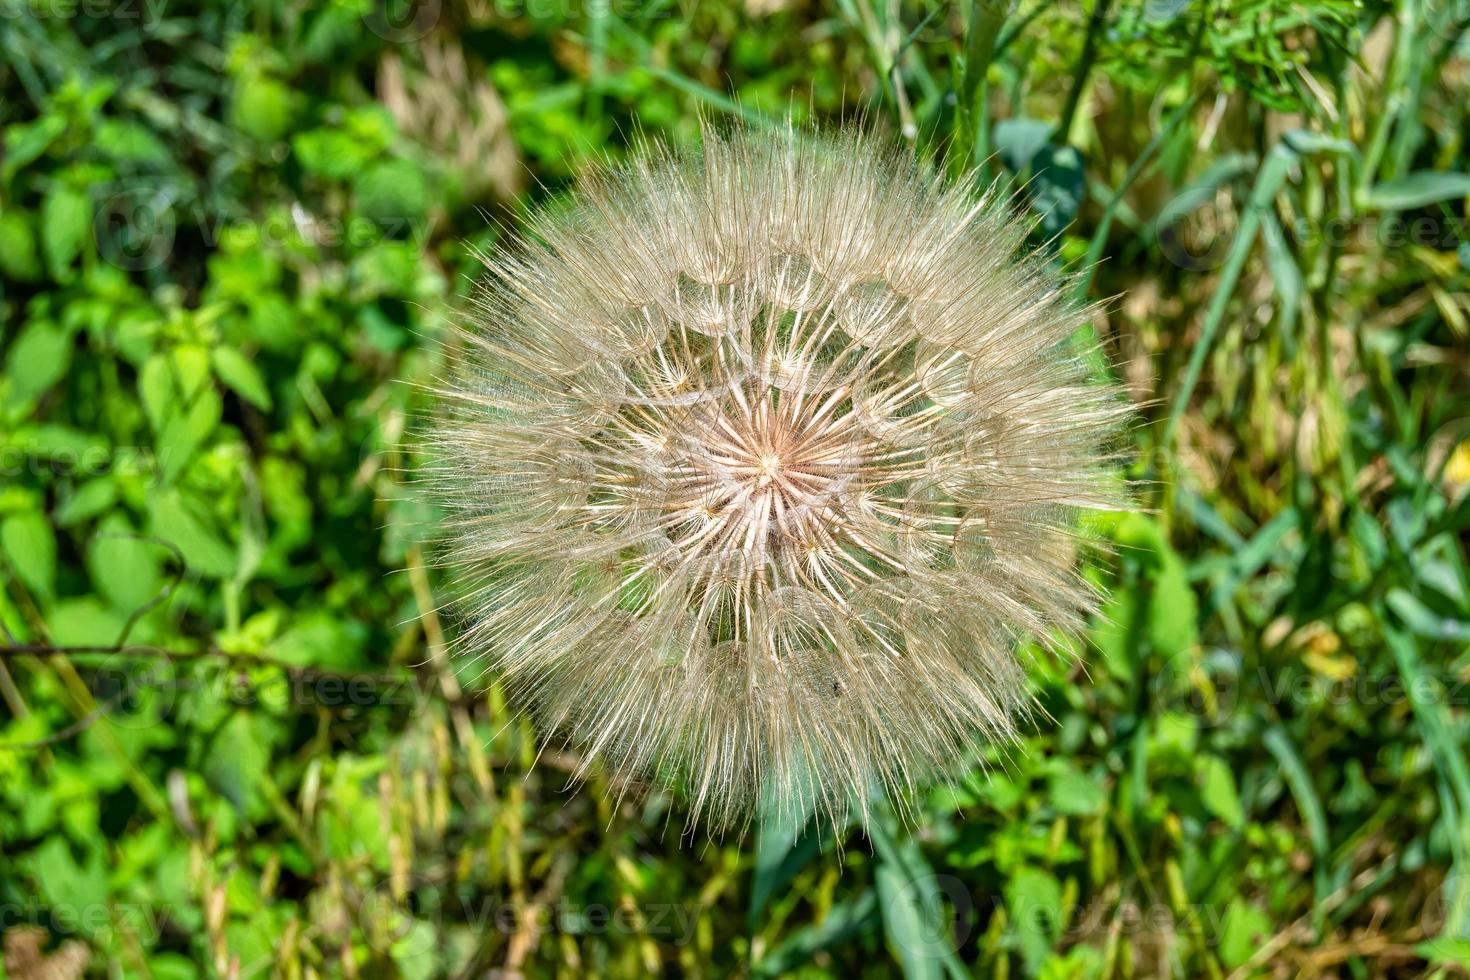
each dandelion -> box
[427,126,1129,832]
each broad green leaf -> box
[0,210,42,281]
[354,158,430,224]
[94,119,170,164]
[211,345,273,410]
[232,72,298,141]
[1047,763,1105,817]
[269,613,367,669]
[203,712,271,816]
[55,478,118,527]
[1006,867,1063,975]
[156,388,222,485]
[1150,547,1199,659]
[1198,754,1244,829]
[5,320,74,406]
[1218,900,1272,969]
[23,838,109,936]
[147,488,235,577]
[1113,513,1200,658]
[46,597,125,646]
[41,185,90,279]
[1,509,56,601]
[170,344,213,403]
[992,117,1055,172]
[139,351,175,433]
[3,113,67,179]
[1029,143,1085,236]
[293,127,379,180]
[88,515,165,614]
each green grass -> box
[2,0,1469,976]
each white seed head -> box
[427,125,1130,832]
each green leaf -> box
[203,712,270,815]
[269,612,367,669]
[55,477,118,527]
[1263,725,1329,898]
[46,597,125,646]
[147,488,236,578]
[211,345,273,410]
[0,209,42,282]
[5,319,74,406]
[4,423,109,463]
[1198,754,1244,829]
[294,127,379,181]
[876,863,945,980]
[23,838,109,936]
[1218,900,1272,969]
[156,388,222,485]
[1,509,57,601]
[1047,763,1105,817]
[1006,866,1063,975]
[2,113,66,179]
[1417,936,1470,967]
[1363,171,1470,211]
[41,185,90,279]
[1029,144,1085,236]
[1114,513,1200,658]
[354,158,431,224]
[88,515,165,614]
[232,72,298,142]
[139,351,176,433]
[1150,547,1199,659]
[94,119,170,164]
[993,117,1055,172]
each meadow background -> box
[2,0,1470,976]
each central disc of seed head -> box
[681,376,855,573]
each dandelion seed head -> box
[428,125,1130,832]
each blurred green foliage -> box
[2,0,1470,976]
